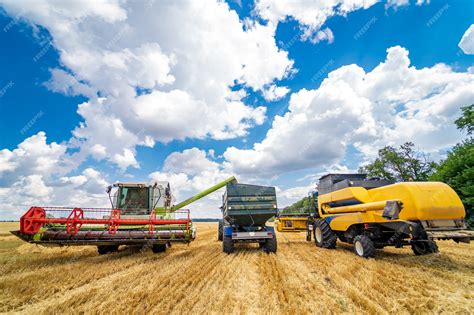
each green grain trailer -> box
[218,183,278,253]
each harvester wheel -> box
[264,234,277,253]
[223,236,234,254]
[314,219,337,249]
[97,245,118,255]
[152,244,167,253]
[218,220,223,241]
[353,235,375,258]
[411,240,439,255]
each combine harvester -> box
[314,174,474,257]
[279,174,474,258]
[218,182,278,253]
[12,176,236,254]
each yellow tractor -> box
[313,174,474,258]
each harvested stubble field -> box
[0,222,473,314]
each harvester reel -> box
[66,208,84,235]
[20,207,46,235]
[314,219,337,249]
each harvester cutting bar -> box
[20,206,191,236]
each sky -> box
[0,0,473,219]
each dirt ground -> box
[1,222,473,314]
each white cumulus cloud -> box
[0,0,294,170]
[459,24,474,55]
[223,46,474,175]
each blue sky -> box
[0,0,473,219]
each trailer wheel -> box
[223,236,234,254]
[314,219,337,249]
[411,240,438,255]
[152,244,167,253]
[218,220,223,241]
[353,235,375,258]
[264,234,277,253]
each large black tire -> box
[97,245,118,255]
[223,236,234,254]
[411,240,438,255]
[264,234,277,253]
[152,244,167,253]
[218,220,223,241]
[314,219,337,249]
[353,235,375,258]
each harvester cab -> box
[107,182,173,216]
[12,176,237,255]
[312,173,474,258]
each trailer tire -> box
[314,219,337,249]
[353,235,375,258]
[411,240,438,255]
[223,236,234,254]
[218,220,223,241]
[152,244,167,253]
[264,234,277,253]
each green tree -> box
[431,104,474,227]
[454,104,474,136]
[359,142,437,181]
[282,195,318,214]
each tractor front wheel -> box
[314,219,337,249]
[411,240,438,255]
[353,235,375,258]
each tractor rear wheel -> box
[353,235,375,258]
[223,236,234,254]
[411,240,438,255]
[152,244,167,253]
[264,234,277,253]
[314,219,337,249]
[218,220,223,241]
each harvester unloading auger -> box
[11,176,237,254]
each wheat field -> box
[0,222,473,314]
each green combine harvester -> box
[12,177,236,254]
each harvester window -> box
[118,187,149,210]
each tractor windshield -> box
[118,187,149,210]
